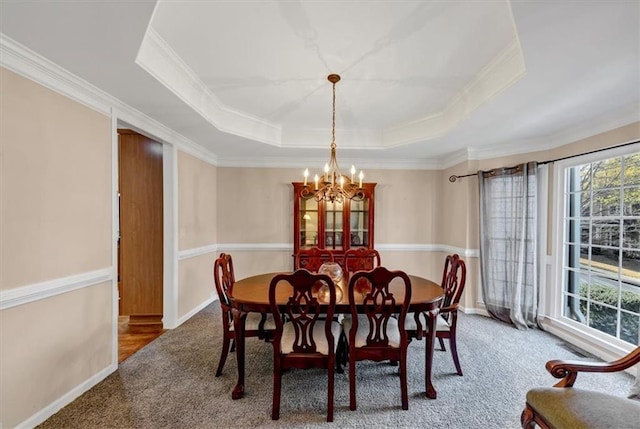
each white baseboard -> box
[17,363,117,429]
[175,296,217,328]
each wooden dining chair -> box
[213,253,275,377]
[269,269,343,422]
[344,267,412,411]
[405,253,467,375]
[294,247,334,272]
[343,247,381,273]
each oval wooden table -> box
[229,272,444,400]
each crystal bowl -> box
[318,262,343,283]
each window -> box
[562,152,640,345]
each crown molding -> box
[136,28,282,147]
[216,155,442,170]
[0,32,112,115]
[383,40,527,148]
[467,106,640,162]
[0,32,219,167]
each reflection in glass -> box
[587,302,617,337]
[623,153,640,185]
[592,190,620,216]
[623,219,639,248]
[620,312,639,344]
[593,157,622,189]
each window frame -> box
[549,141,640,356]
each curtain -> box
[478,162,539,330]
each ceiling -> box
[1,1,638,169]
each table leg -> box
[231,309,247,400]
[424,307,438,399]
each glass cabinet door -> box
[299,196,318,248]
[324,200,344,249]
[349,198,370,247]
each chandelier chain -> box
[300,73,365,203]
[331,79,336,149]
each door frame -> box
[110,116,179,364]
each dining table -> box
[228,271,444,400]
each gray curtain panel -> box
[478,161,539,330]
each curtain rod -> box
[448,139,640,182]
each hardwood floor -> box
[118,316,165,363]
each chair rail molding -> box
[177,244,218,260]
[376,243,479,257]
[0,268,113,310]
[217,243,293,253]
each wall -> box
[177,151,217,320]
[214,167,465,285]
[0,67,113,427]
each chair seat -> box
[343,314,401,348]
[526,387,640,429]
[229,312,276,331]
[281,320,342,355]
[404,312,450,332]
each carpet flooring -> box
[38,304,636,428]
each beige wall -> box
[177,151,217,250]
[371,169,441,244]
[0,68,112,289]
[177,151,217,319]
[0,67,113,427]
[178,254,215,317]
[216,167,293,244]
[0,283,112,427]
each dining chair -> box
[405,253,467,375]
[213,253,275,377]
[294,247,334,272]
[269,269,343,422]
[343,247,381,273]
[344,266,412,411]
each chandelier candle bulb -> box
[340,176,344,188]
[314,174,319,190]
[359,170,364,188]
[303,168,309,186]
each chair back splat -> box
[345,267,412,411]
[294,247,334,272]
[269,269,341,422]
[343,248,381,273]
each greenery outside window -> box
[563,151,640,345]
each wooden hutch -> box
[292,181,376,268]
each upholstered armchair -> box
[521,347,640,428]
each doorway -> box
[117,129,164,361]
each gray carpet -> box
[38,304,635,428]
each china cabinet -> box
[292,182,376,268]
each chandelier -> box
[301,74,365,203]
